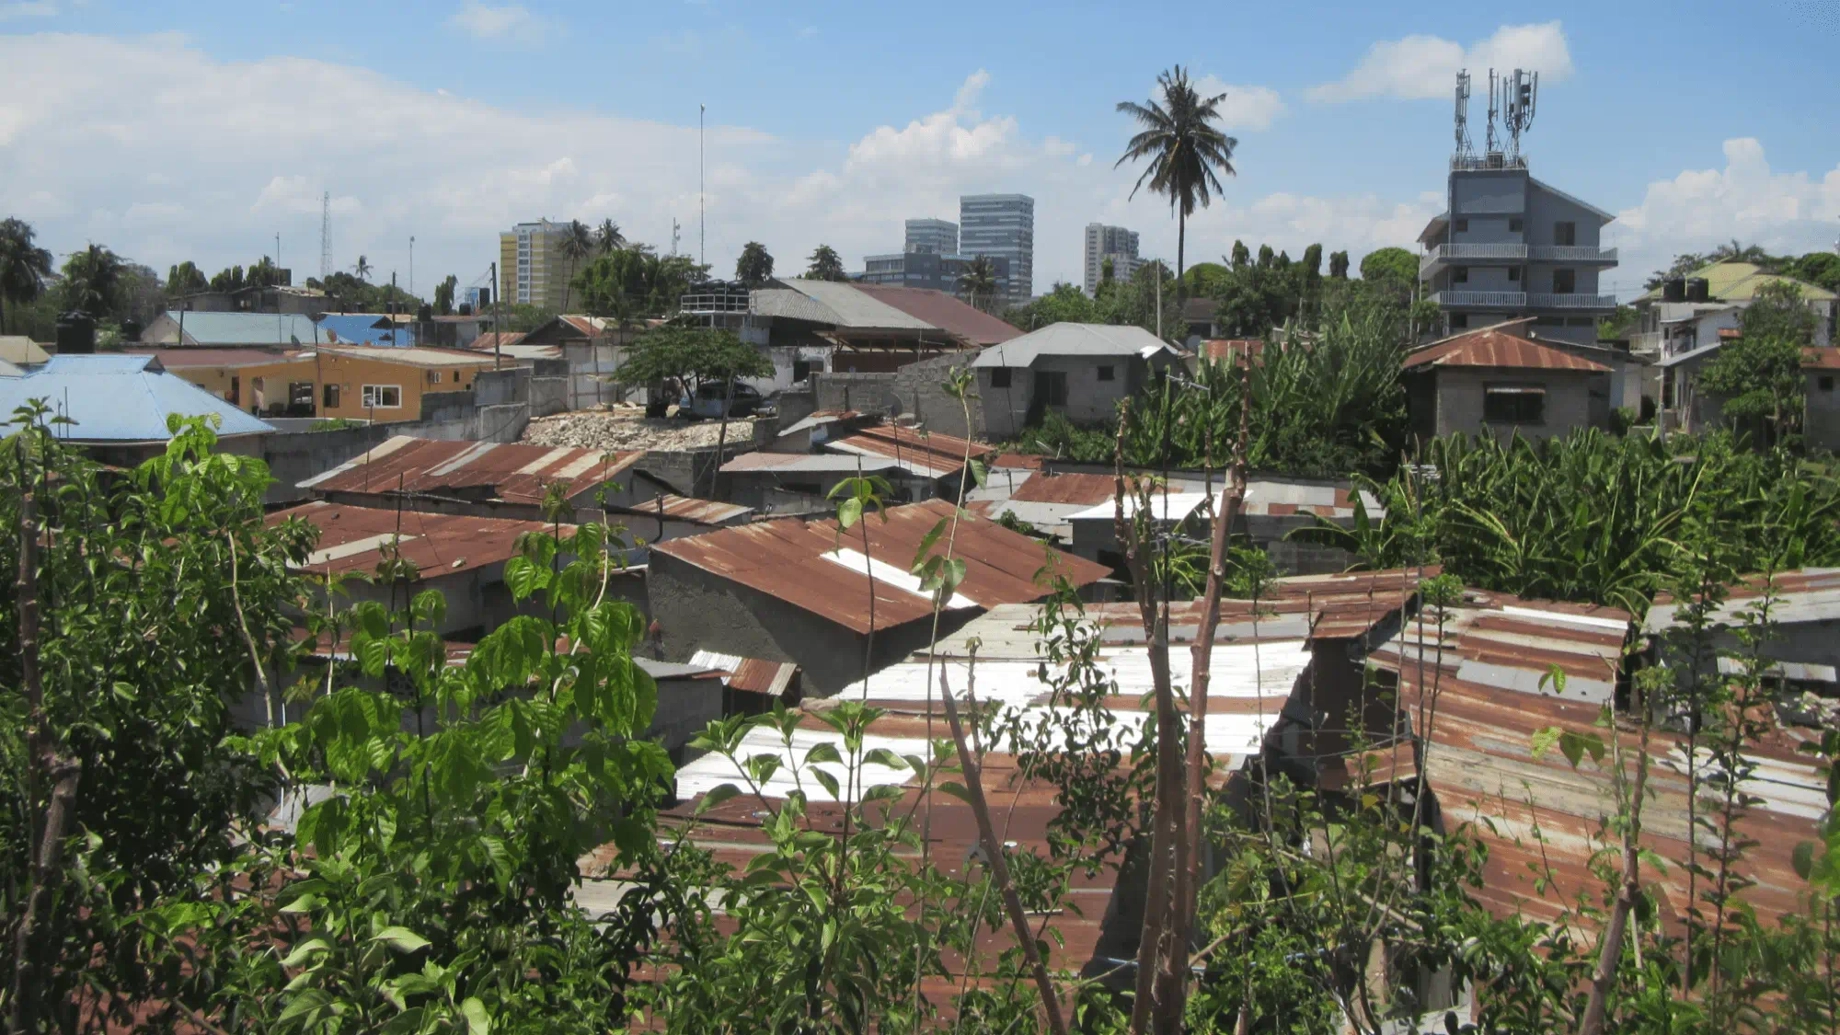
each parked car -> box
[684,381,765,419]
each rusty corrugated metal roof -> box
[849,284,1023,346]
[1371,589,1827,930]
[268,500,571,578]
[1008,472,1118,506]
[628,494,754,526]
[653,498,1110,635]
[1804,347,1840,371]
[301,436,643,504]
[688,649,800,697]
[823,423,994,480]
[1403,328,1609,373]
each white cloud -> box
[1308,22,1572,103]
[448,2,546,43]
[1192,77,1286,132]
[1610,138,1840,283]
[0,36,1447,296]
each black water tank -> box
[458,303,473,316]
[1686,277,1710,303]
[119,318,143,342]
[418,303,433,322]
[1662,277,1687,303]
[477,287,491,308]
[55,311,95,354]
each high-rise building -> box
[959,194,1034,306]
[904,218,958,256]
[498,220,570,312]
[1083,223,1141,296]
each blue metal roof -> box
[0,354,275,441]
[316,314,417,347]
[165,310,321,346]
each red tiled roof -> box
[1403,328,1609,373]
[652,498,1109,635]
[850,284,1021,346]
[299,436,643,504]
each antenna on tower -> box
[1453,70,1473,160]
[1484,68,1501,156]
[671,218,681,257]
[319,191,332,284]
[1503,68,1537,159]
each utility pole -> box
[491,261,502,371]
[409,236,415,310]
[699,103,706,269]
[276,232,283,347]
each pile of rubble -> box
[522,406,765,453]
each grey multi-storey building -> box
[1417,156,1618,347]
[859,251,1010,300]
[1083,223,1141,296]
[960,194,1034,307]
[904,218,958,256]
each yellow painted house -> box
[127,346,500,421]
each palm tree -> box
[0,218,54,335]
[61,243,124,321]
[353,255,373,283]
[1116,66,1237,310]
[957,255,999,313]
[560,219,595,312]
[596,218,625,254]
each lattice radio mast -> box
[1453,70,1473,160]
[319,191,333,283]
[1501,68,1538,160]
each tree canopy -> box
[611,325,773,395]
[804,244,846,282]
[1116,65,1237,300]
[735,241,774,285]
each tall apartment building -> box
[498,220,570,312]
[904,218,958,255]
[1417,158,1618,347]
[960,194,1034,307]
[1083,223,1141,296]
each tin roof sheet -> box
[317,345,500,368]
[1644,567,1840,633]
[688,649,801,697]
[822,423,993,480]
[970,322,1179,368]
[1403,328,1609,373]
[624,494,754,526]
[850,284,1022,346]
[652,498,1111,635]
[0,336,51,365]
[160,310,321,345]
[301,435,643,504]
[1372,589,1827,928]
[268,500,569,578]
[0,353,275,441]
[122,347,307,368]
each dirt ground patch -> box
[521,406,765,453]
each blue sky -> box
[2,0,1837,301]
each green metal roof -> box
[1636,261,1837,304]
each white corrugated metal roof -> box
[971,322,1179,368]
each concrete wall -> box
[648,551,973,697]
[813,352,979,440]
[977,355,1153,439]
[1430,367,1597,441]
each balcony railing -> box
[1527,292,1617,309]
[1429,290,1619,311]
[1422,243,1618,276]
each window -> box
[361,384,402,408]
[1453,267,1469,284]
[1509,217,1523,233]
[1454,218,1469,233]
[1449,314,1469,329]
[1554,221,1577,246]
[989,367,1012,388]
[1508,267,1521,282]
[1552,269,1576,294]
[1484,385,1545,425]
[1097,364,1116,382]
[323,383,341,408]
[228,375,239,404]
[428,370,442,384]
[1822,376,1835,393]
